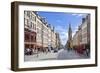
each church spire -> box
[68,23,72,40]
[69,23,71,29]
[66,23,73,49]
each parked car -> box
[53,49,58,53]
[25,48,33,55]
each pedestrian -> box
[86,48,89,56]
[45,48,48,54]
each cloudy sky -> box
[38,11,87,45]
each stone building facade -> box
[24,11,61,52]
[24,11,37,50]
[72,14,90,50]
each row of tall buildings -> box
[24,11,61,52]
[66,14,90,50]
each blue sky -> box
[38,11,87,45]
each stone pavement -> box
[24,49,90,61]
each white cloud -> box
[72,14,78,16]
[72,13,86,17]
[55,26,67,45]
[72,26,78,37]
[60,32,68,45]
[72,32,76,38]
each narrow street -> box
[24,49,90,61]
[24,52,57,61]
[24,11,91,62]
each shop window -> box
[25,33,30,42]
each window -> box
[33,23,34,29]
[27,11,30,17]
[24,18,26,25]
[27,20,30,27]
[31,34,36,42]
[25,33,30,42]
[35,16,36,21]
[31,23,33,28]
[30,13,32,19]
[31,35,34,42]
[24,18,28,26]
[34,24,36,30]
[33,16,36,21]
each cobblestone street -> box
[24,49,90,61]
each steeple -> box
[68,23,72,40]
[66,23,73,49]
[69,23,71,29]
